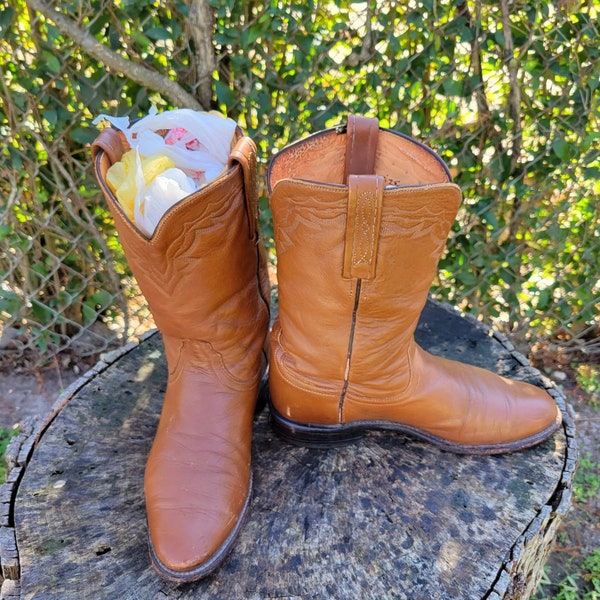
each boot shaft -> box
[268,117,561,451]
[93,128,270,377]
[268,119,461,392]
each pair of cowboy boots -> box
[92,116,561,583]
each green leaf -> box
[457,271,477,286]
[43,108,58,126]
[145,27,171,41]
[482,211,499,229]
[82,303,96,324]
[46,23,62,44]
[31,264,48,276]
[132,32,151,50]
[109,26,121,50]
[537,288,552,310]
[490,154,511,182]
[441,79,464,97]
[90,289,113,308]
[69,127,98,144]
[31,300,54,325]
[0,290,22,314]
[215,80,237,107]
[43,51,61,75]
[0,6,14,33]
[241,25,261,46]
[36,333,48,354]
[552,137,571,161]
[582,166,600,179]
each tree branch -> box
[187,0,216,110]
[500,0,522,166]
[461,1,492,127]
[25,0,205,111]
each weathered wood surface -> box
[0,300,576,600]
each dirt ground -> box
[0,357,598,597]
[534,365,600,598]
[0,367,79,430]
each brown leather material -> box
[344,115,379,180]
[91,127,128,164]
[267,118,561,453]
[342,174,385,279]
[92,131,269,580]
[228,136,259,241]
[268,125,452,189]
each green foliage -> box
[536,551,600,600]
[576,364,600,399]
[0,0,173,358]
[1,0,599,361]
[573,452,600,504]
[0,426,18,482]
[211,0,600,351]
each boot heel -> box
[269,404,364,448]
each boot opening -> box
[268,126,452,190]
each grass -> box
[536,551,600,600]
[0,425,19,482]
[535,360,600,600]
[576,364,600,406]
[573,453,600,505]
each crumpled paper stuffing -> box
[93,107,237,236]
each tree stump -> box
[0,300,576,600]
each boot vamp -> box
[144,344,257,572]
[344,346,560,446]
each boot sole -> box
[269,403,562,455]
[147,474,253,583]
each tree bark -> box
[1,300,576,600]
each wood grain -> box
[2,300,575,600]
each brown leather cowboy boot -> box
[267,115,561,454]
[92,127,270,581]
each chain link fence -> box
[1,0,598,371]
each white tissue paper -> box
[93,107,237,236]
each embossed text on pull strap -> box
[342,174,385,279]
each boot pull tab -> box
[343,174,385,280]
[229,136,259,241]
[91,128,127,165]
[344,115,379,181]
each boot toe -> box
[445,367,563,450]
[400,351,563,451]
[446,365,563,450]
[501,378,562,444]
[146,479,251,580]
[145,458,252,581]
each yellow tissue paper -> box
[106,150,174,220]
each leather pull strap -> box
[91,128,127,165]
[344,115,379,181]
[343,174,385,280]
[229,136,259,241]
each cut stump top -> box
[2,300,575,600]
